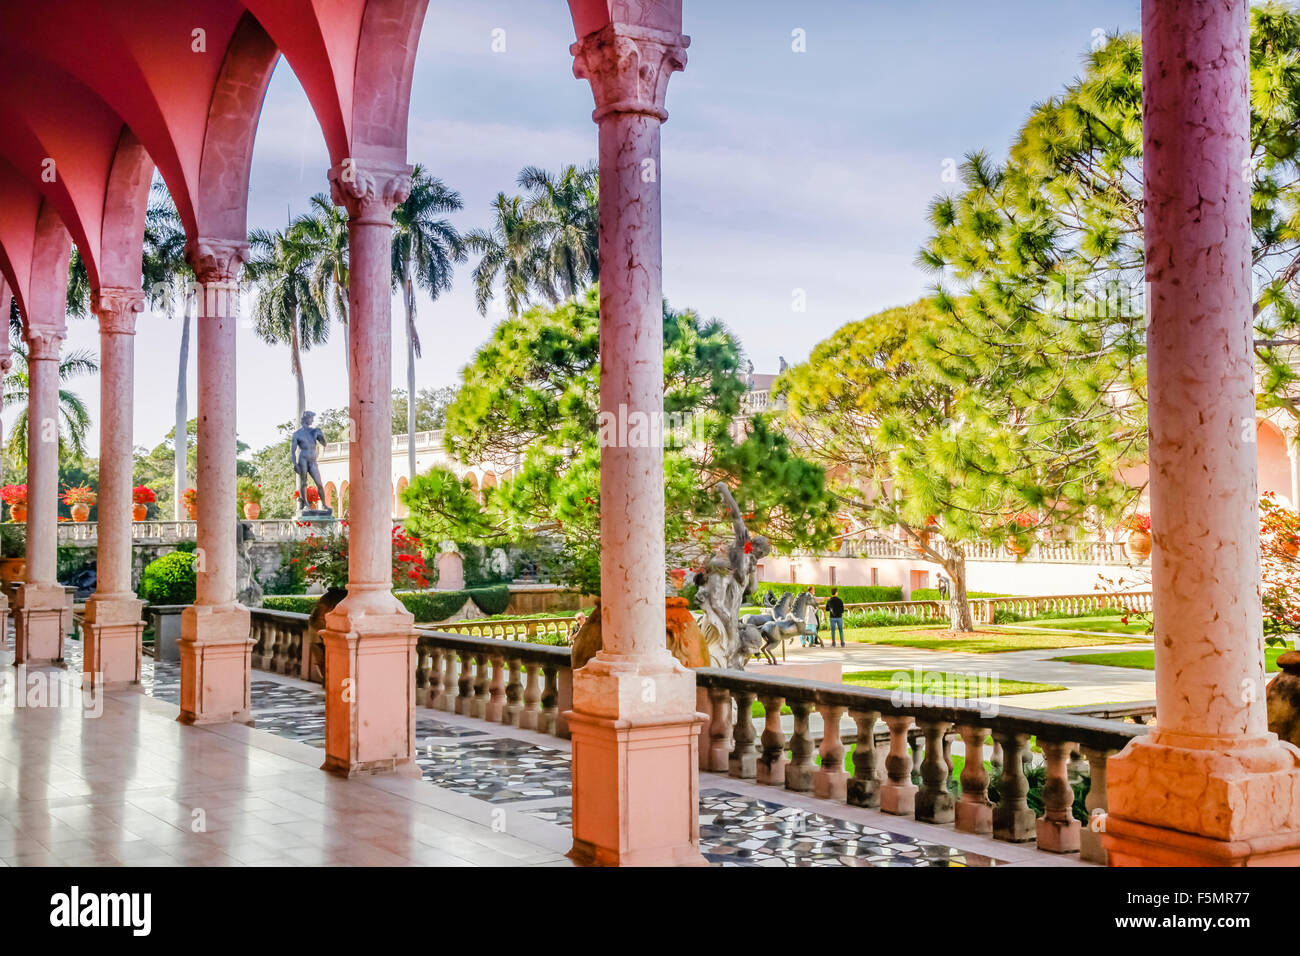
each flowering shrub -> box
[61,486,96,506]
[305,486,321,506]
[1123,513,1151,533]
[181,488,198,509]
[286,523,429,591]
[237,480,263,506]
[132,485,157,505]
[1,484,27,506]
[1260,492,1300,644]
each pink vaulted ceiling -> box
[567,0,684,38]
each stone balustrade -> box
[432,617,575,643]
[840,592,1152,626]
[692,667,1145,862]
[841,600,947,620]
[817,537,1137,565]
[242,607,1145,863]
[56,518,316,547]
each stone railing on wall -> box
[841,600,947,620]
[815,537,1138,566]
[244,608,1145,863]
[969,592,1152,625]
[57,518,317,547]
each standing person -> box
[826,587,846,647]
[803,585,822,647]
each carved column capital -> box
[184,238,249,285]
[0,348,12,377]
[328,159,413,225]
[91,286,146,336]
[24,326,65,361]
[571,23,690,123]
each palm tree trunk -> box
[174,297,192,520]
[291,310,306,424]
[404,275,417,484]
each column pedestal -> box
[566,660,706,867]
[1104,731,1300,865]
[179,603,253,725]
[320,592,419,777]
[13,583,71,665]
[81,594,144,688]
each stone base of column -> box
[179,603,253,725]
[813,767,848,801]
[879,781,917,816]
[81,594,144,689]
[993,806,1037,842]
[756,755,787,786]
[916,789,956,824]
[320,596,419,778]
[955,801,993,835]
[12,583,71,665]
[566,655,707,867]
[1104,731,1300,866]
[847,777,880,808]
[1037,817,1081,853]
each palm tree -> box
[517,162,599,300]
[2,338,98,465]
[391,166,466,481]
[465,193,547,319]
[142,180,195,518]
[293,192,351,370]
[246,225,330,424]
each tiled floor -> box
[0,636,1085,867]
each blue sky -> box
[66,0,1142,455]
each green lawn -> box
[1005,616,1152,635]
[752,669,1063,717]
[845,625,1148,653]
[1052,644,1293,672]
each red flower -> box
[743,540,753,554]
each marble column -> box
[1105,0,1300,865]
[82,289,146,688]
[13,326,72,664]
[322,159,419,777]
[0,294,11,640]
[564,21,703,867]
[178,240,253,724]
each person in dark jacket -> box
[826,588,846,647]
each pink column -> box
[321,159,419,777]
[177,240,253,724]
[82,289,146,688]
[565,21,706,867]
[1105,0,1300,865]
[13,326,72,664]
[0,296,11,641]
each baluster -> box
[519,661,542,730]
[729,690,758,778]
[539,664,559,735]
[756,695,787,785]
[485,654,506,721]
[705,687,731,772]
[879,715,916,815]
[846,709,881,807]
[414,645,430,705]
[1079,746,1115,864]
[992,731,1036,842]
[439,648,458,712]
[909,729,924,785]
[915,719,955,823]
[502,656,523,726]
[1036,739,1081,852]
[813,702,848,800]
[783,698,815,792]
[455,650,474,715]
[955,724,993,834]
[1067,746,1087,785]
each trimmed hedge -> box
[754,582,904,604]
[261,584,512,623]
[139,551,197,605]
[912,588,1007,601]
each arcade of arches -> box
[0,0,1297,867]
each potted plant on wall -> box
[62,486,96,522]
[1123,513,1153,561]
[0,522,25,584]
[132,485,156,521]
[1003,511,1037,556]
[181,487,198,520]
[238,479,263,520]
[2,484,28,523]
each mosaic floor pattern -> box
[525,789,1000,867]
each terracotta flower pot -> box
[184,503,198,521]
[1281,537,1300,562]
[132,503,148,521]
[8,504,26,523]
[243,501,261,520]
[909,530,931,553]
[70,503,90,522]
[0,556,25,584]
[1126,530,1152,560]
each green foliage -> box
[912,588,1006,601]
[0,523,24,558]
[990,764,1089,825]
[139,551,197,605]
[413,287,836,594]
[262,584,510,622]
[263,543,308,595]
[752,582,904,604]
[262,595,319,614]
[843,611,940,629]
[57,546,95,581]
